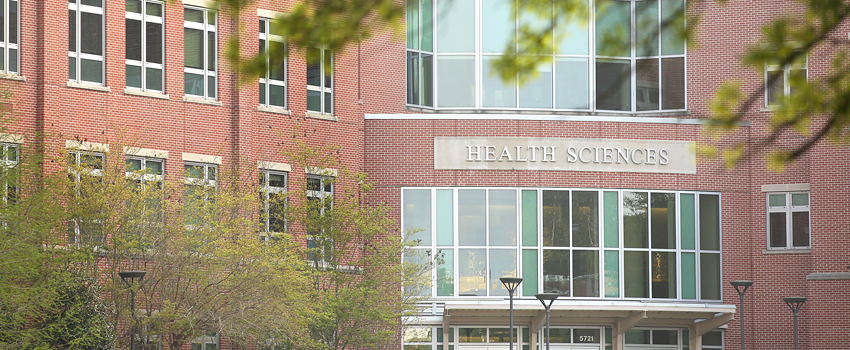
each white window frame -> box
[765,52,807,107]
[306,175,333,264]
[191,333,219,350]
[183,162,217,226]
[126,156,165,189]
[259,18,286,109]
[0,142,18,205]
[260,169,287,239]
[68,150,105,244]
[0,0,20,75]
[766,191,810,249]
[125,0,164,92]
[183,6,217,99]
[68,0,104,85]
[306,47,333,114]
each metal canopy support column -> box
[613,311,646,350]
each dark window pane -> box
[651,252,676,298]
[207,75,216,98]
[259,82,266,104]
[146,2,162,17]
[407,51,419,105]
[422,53,433,106]
[81,0,102,6]
[184,72,203,95]
[792,211,809,247]
[269,85,285,107]
[80,12,102,55]
[769,212,787,247]
[625,330,650,344]
[573,250,599,297]
[543,328,570,343]
[543,249,570,295]
[636,59,659,111]
[306,48,321,86]
[457,328,485,343]
[702,331,722,346]
[661,57,685,109]
[652,330,677,344]
[184,9,203,23]
[766,70,783,106]
[81,58,102,83]
[542,190,570,247]
[208,32,216,71]
[307,177,321,191]
[572,191,599,247]
[699,194,720,250]
[126,0,141,13]
[147,22,163,64]
[126,65,142,88]
[7,1,14,45]
[624,251,648,298]
[69,56,76,80]
[596,59,631,111]
[184,28,203,69]
[126,19,142,61]
[700,252,721,300]
[146,67,162,91]
[307,90,321,111]
[269,41,286,81]
[623,192,648,248]
[69,10,76,52]
[650,193,675,249]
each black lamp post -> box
[119,271,146,350]
[783,297,807,350]
[500,277,523,350]
[730,281,753,350]
[535,293,559,350]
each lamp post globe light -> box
[783,297,807,350]
[729,281,753,350]
[119,271,147,350]
[500,277,523,350]
[535,293,559,350]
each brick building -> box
[2,0,848,350]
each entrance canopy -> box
[430,300,736,350]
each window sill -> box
[125,88,170,100]
[67,81,110,92]
[806,272,850,280]
[258,105,291,115]
[183,95,223,106]
[305,111,337,121]
[0,73,25,82]
[762,248,811,255]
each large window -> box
[184,162,217,226]
[403,188,721,301]
[259,169,287,238]
[191,333,218,350]
[767,192,809,249]
[0,0,19,75]
[69,0,104,84]
[306,175,333,264]
[259,18,286,108]
[184,7,217,99]
[126,0,164,92]
[125,157,164,237]
[405,0,686,112]
[306,47,332,114]
[766,52,806,107]
[68,151,105,244]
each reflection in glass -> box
[596,59,631,111]
[403,189,432,245]
[543,249,570,295]
[595,0,631,57]
[489,189,517,246]
[489,249,517,296]
[458,189,485,246]
[543,190,570,247]
[483,56,517,108]
[636,59,659,111]
[792,211,809,247]
[623,192,648,248]
[458,249,486,296]
[436,56,475,107]
[555,58,589,109]
[572,191,598,247]
[437,249,454,296]
[650,252,675,298]
[650,193,675,249]
[661,57,685,109]
[573,250,599,297]
[518,61,553,109]
[624,251,648,298]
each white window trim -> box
[259,18,287,109]
[1,142,18,205]
[68,1,104,85]
[125,0,165,93]
[67,150,106,245]
[125,156,165,188]
[0,0,20,75]
[766,191,810,249]
[765,52,807,108]
[260,169,287,238]
[183,6,217,100]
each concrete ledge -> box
[258,161,291,172]
[762,183,810,192]
[305,166,337,177]
[67,81,110,92]
[182,152,221,165]
[0,73,25,82]
[807,272,850,280]
[66,140,109,152]
[258,8,285,18]
[305,111,337,121]
[0,133,24,143]
[124,88,169,100]
[369,112,750,127]
[762,248,811,255]
[258,105,292,115]
[183,95,223,106]
[183,0,220,9]
[124,146,169,159]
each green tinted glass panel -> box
[522,328,529,343]
[126,158,142,172]
[680,193,695,250]
[660,0,685,55]
[596,0,631,57]
[681,252,696,299]
[623,192,648,248]
[624,251,648,298]
[792,193,808,206]
[625,330,650,344]
[544,328,571,343]
[683,330,689,345]
[437,249,454,296]
[421,0,433,51]
[604,250,619,297]
[522,190,538,246]
[404,189,431,244]
[703,331,722,346]
[603,191,619,248]
[700,253,721,300]
[635,0,659,57]
[437,328,443,342]
[436,189,454,246]
[406,0,419,50]
[605,327,612,343]
[768,194,785,207]
[699,194,720,251]
[522,249,538,296]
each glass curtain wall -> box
[405,0,686,112]
[402,188,720,301]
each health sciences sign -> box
[433,136,696,174]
